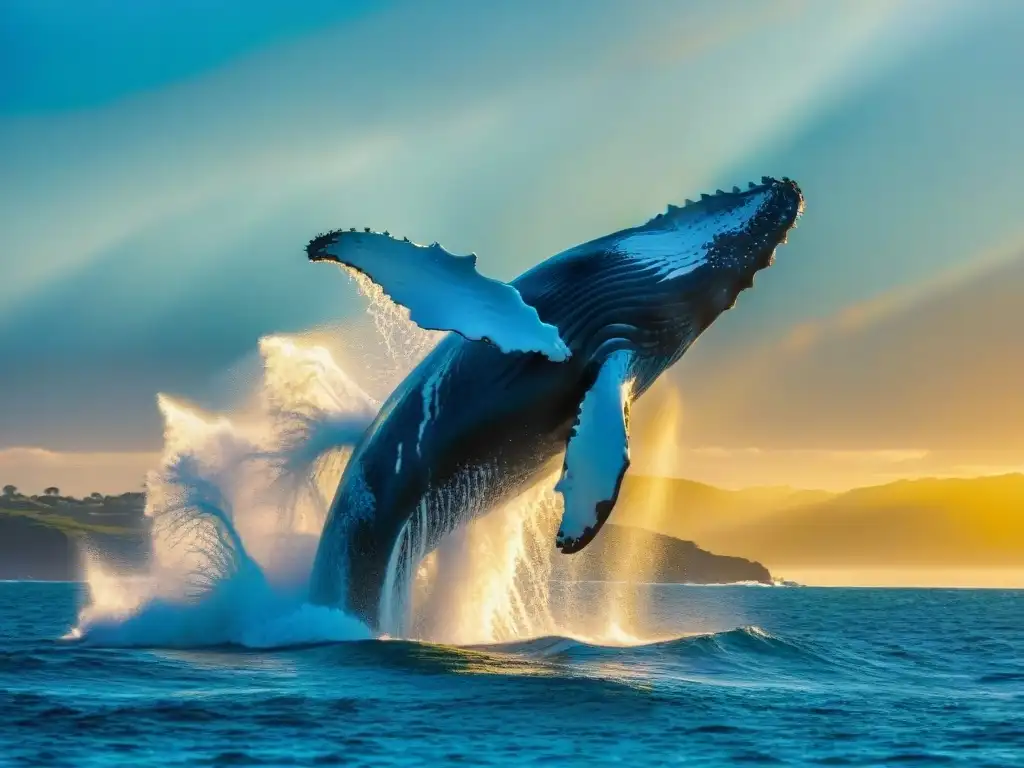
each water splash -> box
[599,384,685,637]
[72,335,379,647]
[407,481,561,644]
[346,270,443,391]
[394,381,687,646]
[73,267,679,649]
[385,473,679,646]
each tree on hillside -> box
[89,492,104,502]
[43,487,60,497]
[2,485,16,498]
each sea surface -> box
[0,582,1021,767]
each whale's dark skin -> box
[307,178,804,629]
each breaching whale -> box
[305,177,804,628]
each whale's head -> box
[597,176,803,351]
[632,175,802,284]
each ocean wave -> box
[264,624,873,690]
[72,551,373,649]
[553,579,802,588]
[452,624,844,673]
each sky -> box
[1,0,1024,495]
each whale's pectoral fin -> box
[306,229,571,362]
[555,350,634,554]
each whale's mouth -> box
[689,177,803,299]
[647,176,804,242]
[759,176,805,239]
[722,176,804,261]
[601,175,803,293]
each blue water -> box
[0,582,1021,767]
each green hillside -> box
[0,492,149,580]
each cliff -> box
[0,514,77,581]
[0,494,149,581]
[562,523,772,584]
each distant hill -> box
[0,491,772,584]
[562,523,771,584]
[11,472,1020,585]
[615,473,1024,575]
[615,474,833,544]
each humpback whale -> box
[305,177,804,628]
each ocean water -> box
[0,582,1021,767]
